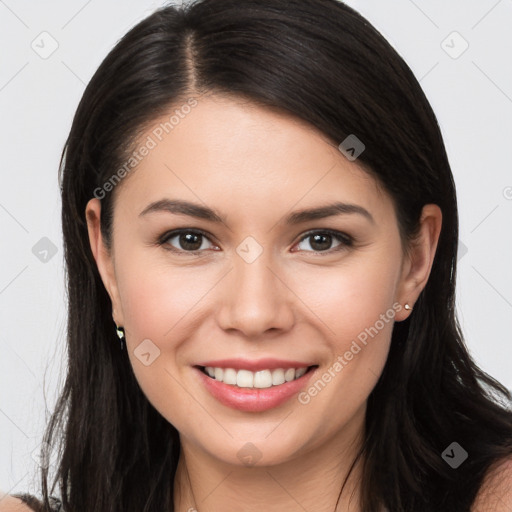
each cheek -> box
[114,255,209,429]
[116,253,207,341]
[293,247,401,346]
[290,247,401,406]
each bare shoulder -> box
[0,495,34,512]
[471,456,512,511]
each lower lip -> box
[195,367,316,412]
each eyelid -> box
[158,228,354,255]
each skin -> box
[85,94,442,511]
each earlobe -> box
[395,204,442,321]
[85,198,123,323]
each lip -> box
[194,364,318,412]
[196,358,314,372]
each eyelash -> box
[157,228,354,256]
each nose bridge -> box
[217,236,294,336]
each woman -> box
[3,0,512,510]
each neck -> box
[173,406,366,512]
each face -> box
[86,94,435,468]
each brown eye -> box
[294,230,353,253]
[159,229,215,253]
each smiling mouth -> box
[197,365,318,389]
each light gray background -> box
[1,0,511,498]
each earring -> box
[404,303,413,311]
[115,324,125,350]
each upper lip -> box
[195,358,316,372]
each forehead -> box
[113,95,389,222]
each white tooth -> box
[271,368,285,385]
[295,367,307,378]
[284,368,296,382]
[237,369,254,388]
[223,368,237,385]
[207,366,306,387]
[254,370,272,388]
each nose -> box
[216,248,295,339]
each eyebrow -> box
[139,198,374,225]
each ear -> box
[85,198,124,326]
[394,204,442,322]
